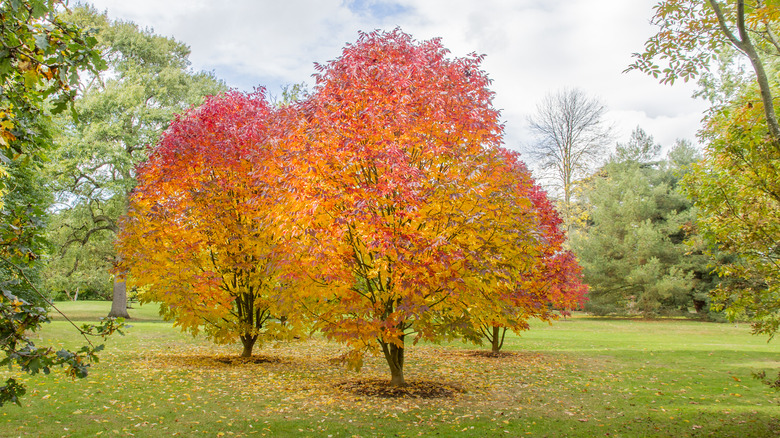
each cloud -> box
[86,0,708,158]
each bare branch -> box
[526,88,612,227]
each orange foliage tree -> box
[116,30,587,384]
[117,90,301,357]
[281,30,583,385]
[449,148,587,353]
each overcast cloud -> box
[83,0,710,162]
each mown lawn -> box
[2,302,779,437]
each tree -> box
[686,78,780,336]
[117,90,302,358]
[285,30,571,385]
[614,126,662,163]
[44,208,115,301]
[627,0,780,143]
[448,149,587,353]
[0,0,123,407]
[45,5,226,318]
[571,134,716,316]
[526,88,612,230]
[631,1,780,337]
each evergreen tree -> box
[572,131,717,316]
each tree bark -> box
[708,0,780,144]
[380,337,406,387]
[108,275,130,318]
[240,334,257,358]
[490,326,507,353]
[491,326,501,353]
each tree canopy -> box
[44,5,226,317]
[117,29,585,386]
[118,90,302,358]
[282,30,584,385]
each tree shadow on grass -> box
[335,378,464,399]
[213,355,283,365]
[464,350,517,359]
[440,349,546,362]
[143,354,285,368]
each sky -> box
[83,0,710,163]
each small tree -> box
[456,150,587,353]
[117,91,301,357]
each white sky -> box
[83,0,710,165]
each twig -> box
[0,255,99,348]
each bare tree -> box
[526,88,612,228]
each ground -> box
[1,302,778,437]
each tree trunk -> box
[490,326,507,353]
[240,334,257,358]
[491,326,501,353]
[380,338,405,387]
[709,0,780,145]
[108,275,130,318]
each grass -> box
[2,302,779,437]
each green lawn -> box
[2,302,779,437]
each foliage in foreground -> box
[632,0,780,338]
[0,0,102,305]
[0,0,125,407]
[0,287,124,407]
[687,81,780,337]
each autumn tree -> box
[45,5,226,318]
[117,90,301,358]
[284,30,574,385]
[526,88,612,231]
[631,1,780,336]
[0,0,123,407]
[447,149,587,353]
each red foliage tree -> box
[117,29,588,385]
[117,90,302,357]
[282,30,584,385]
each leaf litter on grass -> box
[6,324,780,437]
[126,336,592,424]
